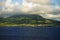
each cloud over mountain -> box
[0,0,60,21]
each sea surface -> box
[0,26,60,40]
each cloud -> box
[21,0,52,14]
[0,0,60,21]
[22,0,60,21]
[40,14,60,21]
[39,5,60,21]
[1,0,50,13]
[3,0,21,11]
[5,0,12,6]
[26,0,50,4]
[40,14,60,18]
[0,2,4,6]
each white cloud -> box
[5,0,12,6]
[40,14,60,21]
[2,0,50,13]
[40,14,60,18]
[21,0,51,14]
[26,0,50,4]
[39,5,60,21]
[0,0,60,21]
[4,0,21,11]
[22,0,60,21]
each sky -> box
[0,0,60,21]
[51,0,60,5]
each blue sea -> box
[0,26,60,40]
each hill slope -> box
[0,14,60,26]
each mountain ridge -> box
[0,14,60,26]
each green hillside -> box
[0,14,60,26]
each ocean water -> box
[0,26,60,40]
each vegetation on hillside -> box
[0,14,60,26]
